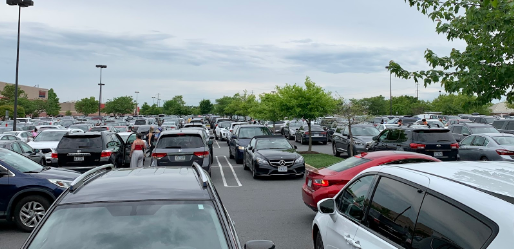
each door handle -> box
[344,233,352,243]
[351,240,362,249]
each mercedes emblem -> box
[279,160,286,166]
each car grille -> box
[269,159,295,167]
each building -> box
[490,102,514,116]
[0,81,48,100]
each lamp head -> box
[96,65,107,69]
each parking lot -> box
[0,137,332,249]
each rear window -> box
[58,136,103,149]
[219,122,231,128]
[134,120,146,125]
[237,127,272,138]
[309,126,324,131]
[90,127,108,132]
[326,156,371,172]
[413,130,456,143]
[493,120,505,129]
[157,135,204,149]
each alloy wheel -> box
[315,230,324,249]
[19,201,46,228]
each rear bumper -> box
[302,184,339,211]
[153,158,211,172]
[302,136,328,142]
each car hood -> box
[28,167,80,181]
[28,141,60,149]
[256,149,300,160]
[352,136,374,142]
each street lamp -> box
[385,66,392,115]
[96,65,106,117]
[135,91,139,115]
[152,96,156,105]
[7,0,34,131]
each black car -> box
[294,125,328,145]
[229,125,273,164]
[368,127,459,161]
[283,120,304,140]
[450,123,499,142]
[53,132,128,172]
[0,140,45,165]
[492,119,514,135]
[332,124,380,157]
[21,164,274,249]
[243,135,305,178]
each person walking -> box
[130,134,146,168]
[147,127,155,156]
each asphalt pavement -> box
[0,135,333,249]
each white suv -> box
[215,121,232,141]
[313,161,512,249]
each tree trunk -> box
[348,118,354,157]
[308,120,312,152]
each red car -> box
[302,151,441,211]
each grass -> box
[300,153,344,169]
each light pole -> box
[134,91,139,115]
[152,96,156,105]
[7,0,34,131]
[385,66,392,115]
[96,65,107,117]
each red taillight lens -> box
[51,153,58,158]
[450,143,459,149]
[101,150,113,157]
[305,132,310,135]
[152,153,167,159]
[313,179,329,187]
[321,132,327,135]
[194,151,210,158]
[496,149,514,155]
[230,129,233,132]
[409,143,426,149]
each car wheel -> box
[333,143,340,157]
[14,195,50,232]
[243,157,249,170]
[480,156,488,161]
[315,230,324,249]
[301,137,305,145]
[236,156,243,164]
[252,163,258,179]
[229,147,234,159]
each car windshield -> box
[134,120,146,125]
[492,136,514,145]
[427,121,445,128]
[255,138,292,150]
[34,131,68,142]
[219,122,231,128]
[163,122,176,126]
[485,118,495,123]
[58,136,103,149]
[157,135,204,148]
[351,127,379,136]
[137,126,152,133]
[470,127,499,134]
[238,127,272,139]
[27,201,229,249]
[0,149,42,173]
[90,127,108,132]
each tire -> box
[236,156,243,164]
[14,195,51,232]
[301,137,306,145]
[243,156,249,170]
[480,156,488,161]
[229,147,234,159]
[333,143,340,157]
[315,230,324,249]
[252,163,258,179]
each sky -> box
[0,0,467,106]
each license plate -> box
[307,179,312,187]
[313,134,319,137]
[175,155,186,161]
[278,166,287,172]
[434,152,443,157]
[74,157,84,162]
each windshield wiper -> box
[24,170,41,173]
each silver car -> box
[459,133,514,161]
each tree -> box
[65,110,72,116]
[389,1,514,104]
[199,99,214,114]
[214,96,235,117]
[0,105,25,120]
[163,95,186,115]
[75,97,98,116]
[431,93,492,114]
[46,89,60,116]
[276,76,337,152]
[337,98,365,156]
[103,96,135,116]
[251,92,284,132]
[140,102,151,115]
[354,95,388,115]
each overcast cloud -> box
[0,0,466,106]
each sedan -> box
[294,125,328,145]
[302,151,440,211]
[459,133,514,161]
[332,125,379,157]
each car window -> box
[8,135,18,140]
[461,126,470,135]
[492,136,514,145]
[0,149,43,173]
[249,138,256,148]
[471,136,487,146]
[157,135,204,149]
[335,175,375,221]
[460,135,474,146]
[378,130,389,141]
[255,138,292,150]
[58,136,103,149]
[412,194,493,249]
[34,131,68,142]
[492,120,505,129]
[327,156,371,172]
[237,127,272,139]
[11,143,23,153]
[385,129,401,141]
[351,126,379,136]
[364,177,424,247]
[452,126,462,134]
[506,121,514,130]
[412,131,456,143]
[19,142,34,153]
[0,136,8,140]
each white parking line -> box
[215,156,228,187]
[224,156,242,187]
[215,140,221,148]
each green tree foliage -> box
[251,92,284,131]
[351,95,388,115]
[389,0,514,104]
[65,110,72,116]
[75,97,98,116]
[390,95,431,116]
[140,102,151,115]
[226,91,257,120]
[46,89,60,116]
[214,96,235,117]
[0,105,25,120]
[431,93,491,114]
[199,99,214,114]
[0,84,43,117]
[103,96,135,116]
[276,76,337,151]
[337,98,365,156]
[163,95,186,115]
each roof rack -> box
[192,162,208,188]
[69,164,114,192]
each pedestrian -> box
[32,128,38,137]
[380,119,384,124]
[398,119,403,127]
[422,119,428,125]
[130,133,146,168]
[147,127,155,156]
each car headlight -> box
[256,157,268,164]
[238,146,245,150]
[48,179,72,188]
[295,156,304,164]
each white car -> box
[313,161,513,249]
[215,121,232,141]
[161,121,178,130]
[4,131,33,142]
[376,123,398,132]
[28,129,70,165]
[227,122,248,139]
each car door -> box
[451,126,463,142]
[458,135,475,160]
[0,165,15,215]
[245,138,257,166]
[469,135,488,161]
[110,133,126,165]
[18,142,41,163]
[340,127,351,151]
[332,128,343,152]
[323,174,376,249]
[369,130,390,151]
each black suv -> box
[449,123,499,142]
[21,164,275,249]
[492,119,514,135]
[368,127,459,161]
[53,132,129,172]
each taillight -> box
[152,153,167,159]
[101,150,113,157]
[450,143,459,149]
[321,132,327,134]
[230,129,233,132]
[409,143,426,149]
[194,151,210,158]
[496,149,514,155]
[51,153,58,158]
[313,179,329,187]
[305,132,310,135]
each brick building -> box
[0,81,48,100]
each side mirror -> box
[372,136,378,141]
[247,146,253,151]
[244,240,275,249]
[318,198,335,214]
[207,140,213,145]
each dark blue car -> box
[0,148,80,232]
[229,125,272,164]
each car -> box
[89,125,117,132]
[215,121,232,141]
[294,125,328,145]
[283,120,304,140]
[4,131,34,143]
[117,131,134,143]
[473,116,496,124]
[28,130,70,165]
[368,127,459,161]
[36,125,65,131]
[161,121,178,130]
[332,124,380,157]
[450,123,500,142]
[20,164,274,248]
[447,118,472,127]
[376,123,398,132]
[151,129,213,174]
[229,125,273,164]
[0,133,21,141]
[312,161,513,249]
[0,140,46,165]
[182,127,215,164]
[458,133,514,161]
[302,151,441,211]
[133,119,148,125]
[226,122,248,143]
[243,135,305,178]
[52,131,129,172]
[0,148,80,232]
[68,124,90,133]
[492,119,514,135]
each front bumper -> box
[254,162,305,176]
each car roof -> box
[65,132,103,136]
[477,133,514,137]
[161,129,203,135]
[253,135,286,139]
